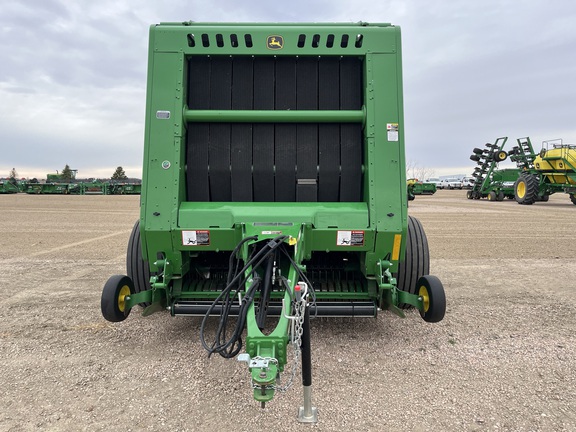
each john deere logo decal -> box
[267,35,284,50]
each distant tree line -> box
[7,165,131,182]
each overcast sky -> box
[2,0,575,179]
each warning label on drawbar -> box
[337,230,365,246]
[182,230,210,246]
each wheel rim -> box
[419,285,430,312]
[517,181,526,198]
[118,285,130,312]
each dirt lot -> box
[1,191,575,431]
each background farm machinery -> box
[509,137,576,205]
[467,137,511,200]
[22,180,141,195]
[407,178,436,201]
[467,137,576,205]
[11,174,142,195]
[99,21,446,420]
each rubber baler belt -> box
[208,57,232,201]
[252,58,275,201]
[185,55,363,202]
[274,57,297,202]
[318,57,341,202]
[296,57,319,202]
[339,57,363,201]
[231,57,254,201]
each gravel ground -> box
[1,191,575,431]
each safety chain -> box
[275,296,306,392]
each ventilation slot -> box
[312,34,320,48]
[326,34,335,48]
[297,34,306,48]
[340,34,349,48]
[244,34,253,48]
[201,33,210,47]
[355,34,363,48]
[187,34,196,47]
[230,34,239,47]
[216,33,224,47]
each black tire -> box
[127,220,152,307]
[417,275,446,323]
[487,191,497,201]
[396,216,429,309]
[538,194,549,202]
[514,173,539,205]
[101,275,134,322]
[466,190,473,199]
[494,150,507,162]
[473,147,484,155]
[470,155,480,162]
[570,194,576,205]
[497,191,505,201]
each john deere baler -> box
[101,22,445,420]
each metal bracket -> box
[237,354,271,369]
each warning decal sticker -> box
[337,230,365,246]
[387,123,399,142]
[182,230,210,246]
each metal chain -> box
[275,297,306,392]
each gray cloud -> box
[2,0,576,179]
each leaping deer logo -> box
[267,35,284,50]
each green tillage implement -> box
[100,22,446,419]
[467,137,510,200]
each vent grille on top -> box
[187,33,364,49]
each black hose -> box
[200,235,288,358]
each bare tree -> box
[406,162,436,181]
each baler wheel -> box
[101,275,134,322]
[417,275,446,323]
[127,220,151,307]
[396,216,429,309]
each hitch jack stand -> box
[298,305,318,423]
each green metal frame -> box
[470,137,509,198]
[130,22,425,403]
